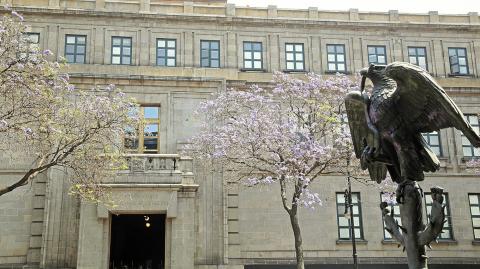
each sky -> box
[229,0,480,15]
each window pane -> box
[460,66,468,74]
[167,59,175,66]
[253,52,261,60]
[328,63,336,70]
[77,36,86,44]
[338,64,345,71]
[354,228,361,238]
[76,55,85,64]
[295,44,303,51]
[123,47,131,56]
[157,58,166,66]
[201,41,209,49]
[286,62,294,70]
[77,45,85,54]
[210,42,219,50]
[66,45,75,54]
[144,124,159,136]
[286,53,294,61]
[144,138,158,150]
[253,61,262,69]
[66,36,76,44]
[244,42,252,50]
[474,229,480,239]
[368,46,375,54]
[123,38,131,46]
[339,217,349,226]
[167,49,175,57]
[296,53,303,61]
[201,59,209,67]
[244,61,252,69]
[327,45,335,53]
[473,218,480,227]
[211,50,219,59]
[340,228,350,238]
[144,107,159,119]
[337,193,345,203]
[112,47,121,55]
[211,60,219,68]
[409,56,417,64]
[158,40,166,47]
[296,62,304,70]
[328,54,336,62]
[378,56,386,64]
[337,54,345,62]
[158,49,166,57]
[167,40,175,48]
[286,44,294,52]
[469,195,479,205]
[458,49,465,56]
[253,43,262,51]
[112,56,120,64]
[122,56,131,64]
[66,54,74,63]
[337,45,344,53]
[244,52,252,60]
[408,48,416,56]
[112,38,121,46]
[377,47,385,54]
[369,55,377,63]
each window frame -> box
[65,34,87,64]
[424,192,454,240]
[448,47,469,75]
[469,193,480,240]
[124,105,161,154]
[407,46,428,71]
[326,44,347,73]
[200,40,220,68]
[336,192,364,240]
[26,32,40,44]
[422,131,442,157]
[111,36,132,65]
[367,45,387,65]
[285,43,305,72]
[156,38,176,67]
[243,41,263,70]
[462,114,479,157]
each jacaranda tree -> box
[188,72,360,269]
[0,9,139,203]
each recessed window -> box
[243,41,262,70]
[327,44,346,72]
[65,35,86,64]
[200,40,220,68]
[125,106,160,153]
[157,38,176,67]
[463,114,479,157]
[469,194,480,240]
[285,43,304,71]
[112,36,132,65]
[408,46,428,71]
[422,131,442,157]
[368,45,387,65]
[336,192,364,240]
[425,192,453,240]
[448,47,469,75]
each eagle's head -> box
[360,64,387,92]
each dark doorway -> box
[110,214,166,269]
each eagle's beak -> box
[360,67,368,92]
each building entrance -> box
[110,214,166,269]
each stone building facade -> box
[0,0,480,268]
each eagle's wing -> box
[345,91,387,183]
[386,62,480,147]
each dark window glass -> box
[243,41,263,70]
[422,131,442,157]
[336,192,364,240]
[65,35,86,64]
[200,40,220,68]
[327,44,346,72]
[368,45,387,65]
[112,36,132,65]
[449,48,469,75]
[463,114,479,157]
[408,46,428,71]
[285,43,305,71]
[425,193,453,240]
[469,194,480,240]
[157,38,176,67]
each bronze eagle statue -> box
[345,62,480,202]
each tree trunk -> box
[400,182,427,269]
[289,211,305,269]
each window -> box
[200,40,220,68]
[368,45,387,65]
[27,32,40,45]
[336,192,363,240]
[422,131,442,156]
[448,48,469,75]
[125,106,160,153]
[243,41,262,70]
[425,193,453,240]
[285,43,304,71]
[408,46,428,71]
[381,193,401,240]
[463,114,479,157]
[111,36,132,65]
[327,44,346,72]
[65,35,86,64]
[469,194,480,240]
[157,38,176,67]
